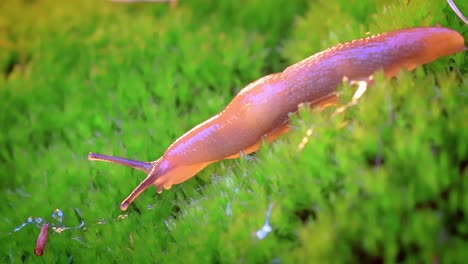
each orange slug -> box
[89,26,465,211]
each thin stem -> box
[447,0,468,25]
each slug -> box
[89,26,465,211]
[34,223,49,256]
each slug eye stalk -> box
[88,153,153,173]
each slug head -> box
[88,152,162,211]
[119,159,211,210]
[89,152,210,210]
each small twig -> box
[447,0,468,25]
[34,223,49,256]
[332,77,371,117]
[297,76,372,152]
[297,126,315,152]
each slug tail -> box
[88,152,152,173]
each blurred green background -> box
[0,0,467,262]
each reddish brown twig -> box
[34,223,49,256]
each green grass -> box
[1,0,467,263]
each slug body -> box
[89,26,465,211]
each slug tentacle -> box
[119,166,160,211]
[89,26,466,211]
[88,152,153,173]
[118,157,169,211]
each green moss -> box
[0,0,467,263]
